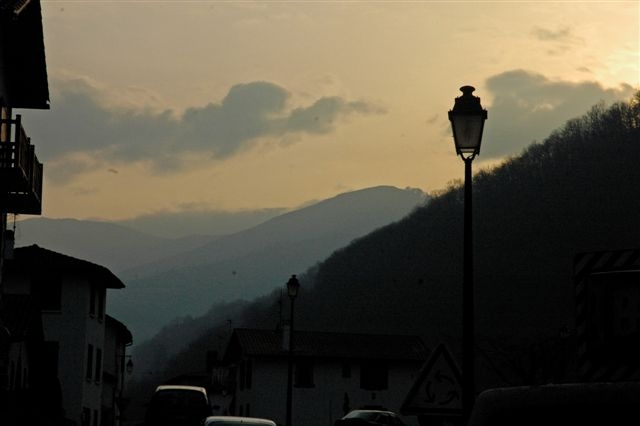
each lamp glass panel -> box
[452,115,484,152]
[287,277,299,298]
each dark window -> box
[295,359,314,388]
[342,362,351,378]
[86,344,93,380]
[15,357,22,390]
[245,359,252,389]
[89,285,96,316]
[9,361,15,390]
[34,275,62,311]
[360,361,388,390]
[95,348,102,382]
[93,409,99,426]
[239,360,245,391]
[97,288,104,320]
[82,408,91,426]
[42,341,59,378]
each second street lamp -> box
[285,274,300,426]
[448,85,487,422]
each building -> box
[102,315,133,426]
[3,244,133,426]
[0,293,50,425]
[223,328,428,426]
[0,0,49,265]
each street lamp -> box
[448,85,487,421]
[125,357,134,374]
[285,274,300,426]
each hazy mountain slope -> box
[116,208,285,239]
[120,186,426,278]
[13,218,218,273]
[109,186,427,342]
[158,95,640,388]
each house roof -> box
[106,315,133,345]
[8,245,125,289]
[226,328,428,362]
[0,0,50,109]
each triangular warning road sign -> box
[401,343,463,416]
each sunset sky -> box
[19,1,639,222]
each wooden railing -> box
[0,114,43,214]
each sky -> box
[18,0,640,223]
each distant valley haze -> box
[14,185,428,342]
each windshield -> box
[151,390,207,409]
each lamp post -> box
[285,274,300,426]
[448,85,487,422]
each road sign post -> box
[401,343,463,424]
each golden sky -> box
[20,1,639,221]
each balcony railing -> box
[0,114,43,215]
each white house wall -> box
[236,358,420,426]
[41,274,105,426]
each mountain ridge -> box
[152,94,640,390]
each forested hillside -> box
[143,94,639,390]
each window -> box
[245,359,252,390]
[81,408,91,426]
[360,361,388,390]
[97,288,105,320]
[295,359,314,388]
[43,341,59,378]
[342,362,351,378]
[95,348,102,383]
[93,409,99,426]
[34,275,62,311]
[15,357,22,390]
[238,359,253,390]
[89,285,96,316]
[9,361,15,390]
[86,344,94,380]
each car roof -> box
[468,382,640,426]
[205,416,276,425]
[155,385,208,394]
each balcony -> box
[0,114,43,215]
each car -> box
[334,409,407,426]
[204,416,277,426]
[467,382,640,426]
[144,385,211,426]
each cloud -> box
[21,80,384,180]
[531,26,572,42]
[480,70,635,159]
[286,97,385,134]
[530,25,583,56]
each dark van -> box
[144,385,211,426]
[467,382,640,426]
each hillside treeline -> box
[139,92,640,391]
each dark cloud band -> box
[21,80,385,180]
[481,70,635,159]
